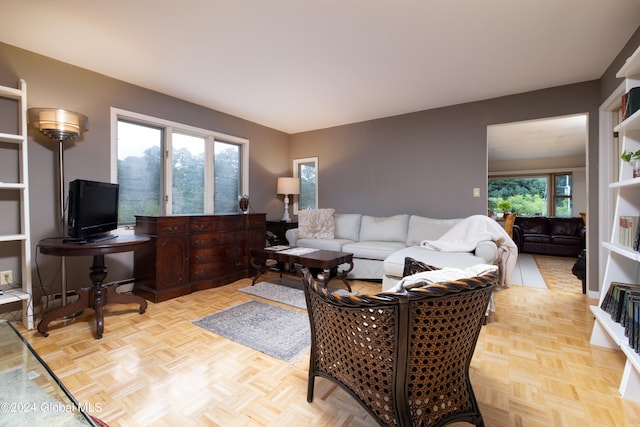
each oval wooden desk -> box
[37,235,150,339]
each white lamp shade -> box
[277,177,300,195]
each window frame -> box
[110,108,249,223]
[293,156,319,214]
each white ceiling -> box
[487,114,588,162]
[1,1,639,144]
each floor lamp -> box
[277,177,300,222]
[28,108,88,305]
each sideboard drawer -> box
[136,215,189,236]
[190,215,246,233]
[190,231,246,248]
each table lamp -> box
[277,177,300,222]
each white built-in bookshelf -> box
[590,44,640,401]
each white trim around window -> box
[110,107,249,215]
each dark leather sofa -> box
[512,216,585,257]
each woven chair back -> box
[302,267,497,427]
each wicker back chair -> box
[301,267,497,427]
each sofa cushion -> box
[524,234,551,244]
[515,216,549,234]
[405,216,461,246]
[298,208,335,239]
[551,235,582,246]
[384,246,487,279]
[549,218,582,236]
[359,214,409,242]
[295,238,354,252]
[342,241,406,260]
[334,213,362,241]
[402,257,441,277]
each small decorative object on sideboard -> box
[238,194,249,213]
[621,149,640,178]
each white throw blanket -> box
[385,264,499,294]
[420,215,518,287]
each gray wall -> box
[290,84,598,218]
[0,43,290,301]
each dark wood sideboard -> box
[134,213,266,302]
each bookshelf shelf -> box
[592,43,640,401]
[602,241,640,261]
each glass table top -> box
[0,320,97,426]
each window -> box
[488,173,573,217]
[111,108,249,225]
[553,174,573,216]
[293,157,318,214]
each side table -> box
[266,220,298,246]
[37,235,150,339]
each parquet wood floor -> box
[13,258,640,426]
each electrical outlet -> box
[1,270,12,285]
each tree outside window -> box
[113,109,248,225]
[294,157,318,213]
[488,173,572,217]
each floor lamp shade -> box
[277,177,300,222]
[28,108,88,142]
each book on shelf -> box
[618,216,640,249]
[622,87,640,120]
[626,296,640,351]
[601,282,640,323]
[601,281,630,313]
[628,298,640,352]
[623,292,640,333]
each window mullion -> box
[165,127,173,215]
[204,137,215,213]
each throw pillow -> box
[402,257,441,277]
[298,208,336,239]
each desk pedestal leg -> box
[89,255,107,339]
[38,254,148,339]
[37,289,90,337]
[89,255,147,339]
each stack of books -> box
[618,216,640,249]
[601,282,640,353]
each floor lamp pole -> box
[58,138,68,306]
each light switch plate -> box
[473,187,480,198]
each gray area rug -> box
[238,279,307,309]
[0,368,89,426]
[193,300,310,362]
[238,277,353,310]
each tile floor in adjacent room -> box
[510,253,547,289]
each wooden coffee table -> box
[250,246,354,291]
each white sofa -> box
[285,213,500,290]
